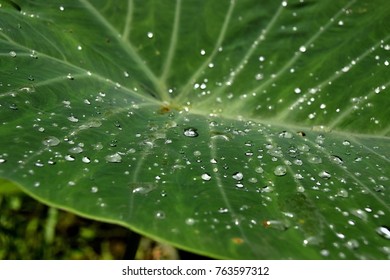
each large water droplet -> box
[183,127,199,137]
[42,136,60,147]
[274,165,287,176]
[376,226,390,240]
[105,153,122,163]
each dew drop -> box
[201,173,211,181]
[155,210,166,219]
[105,153,122,163]
[42,136,60,147]
[82,156,91,164]
[67,115,79,123]
[69,147,83,154]
[318,170,331,179]
[274,165,287,176]
[337,188,348,198]
[183,127,199,137]
[299,46,307,53]
[342,140,351,146]
[91,186,98,193]
[0,158,6,164]
[185,218,196,226]
[64,155,75,161]
[376,226,390,240]
[330,155,343,165]
[307,155,322,164]
[278,131,293,138]
[147,32,154,38]
[9,51,17,57]
[255,167,264,174]
[232,172,243,181]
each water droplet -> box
[69,146,83,154]
[185,218,195,226]
[297,144,310,152]
[299,46,307,53]
[67,115,79,122]
[91,186,98,193]
[0,158,6,164]
[307,155,322,164]
[274,165,287,176]
[232,172,243,180]
[263,220,288,231]
[218,207,229,214]
[155,210,166,219]
[9,51,17,57]
[82,156,91,164]
[294,88,301,94]
[42,136,60,147]
[337,188,348,198]
[342,140,351,146]
[147,32,154,38]
[255,167,264,174]
[278,131,293,138]
[183,127,199,137]
[64,155,75,161]
[376,226,390,240]
[201,173,211,181]
[318,171,331,179]
[330,155,343,165]
[105,153,122,163]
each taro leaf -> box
[0,0,389,259]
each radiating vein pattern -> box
[0,0,389,259]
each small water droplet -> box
[278,131,293,138]
[330,155,343,165]
[42,136,60,147]
[67,115,79,122]
[201,173,211,181]
[9,51,17,57]
[337,188,348,198]
[297,144,310,152]
[232,172,243,180]
[155,210,165,219]
[105,153,122,163]
[218,207,229,214]
[318,170,331,179]
[299,46,307,53]
[342,140,351,146]
[64,155,75,161]
[274,165,287,176]
[185,218,195,226]
[307,155,322,164]
[183,127,199,137]
[82,156,91,163]
[255,167,264,174]
[69,146,83,154]
[263,220,288,231]
[91,186,98,193]
[0,158,6,164]
[376,226,390,240]
[147,32,154,38]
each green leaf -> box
[0,0,389,259]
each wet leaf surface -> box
[0,0,389,259]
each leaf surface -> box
[0,0,389,259]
